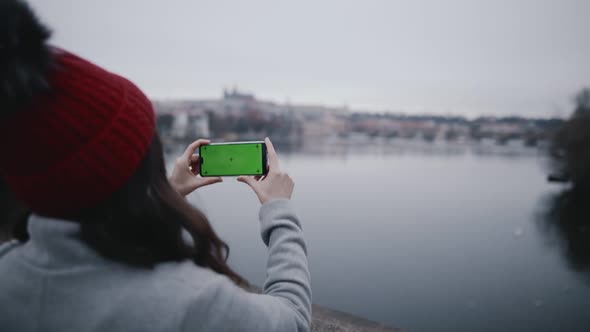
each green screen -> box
[200,142,264,176]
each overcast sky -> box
[28,0,589,117]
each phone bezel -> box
[198,141,268,177]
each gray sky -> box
[28,0,589,117]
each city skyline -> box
[28,0,590,118]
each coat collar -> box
[19,214,107,268]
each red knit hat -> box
[0,49,155,217]
[0,2,155,217]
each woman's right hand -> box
[237,137,294,204]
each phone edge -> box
[198,140,267,177]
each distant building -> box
[151,88,556,145]
[302,112,349,141]
[479,122,522,136]
[223,87,255,102]
[171,112,210,139]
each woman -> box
[0,1,311,331]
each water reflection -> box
[169,137,539,161]
[165,136,542,161]
[540,189,590,279]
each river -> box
[166,138,590,332]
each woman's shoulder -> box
[0,240,21,259]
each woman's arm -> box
[259,198,311,326]
[182,138,312,331]
[182,199,311,331]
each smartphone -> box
[199,141,268,177]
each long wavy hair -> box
[42,133,244,284]
[0,180,29,242]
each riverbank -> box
[246,285,401,331]
[311,304,402,332]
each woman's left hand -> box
[169,139,222,196]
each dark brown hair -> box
[72,133,245,284]
[0,180,29,242]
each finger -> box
[197,177,222,187]
[189,155,201,175]
[237,176,258,189]
[182,139,210,161]
[264,137,280,171]
[183,177,221,195]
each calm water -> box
[167,140,590,332]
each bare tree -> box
[542,88,590,274]
[549,88,590,188]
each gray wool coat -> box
[0,199,311,331]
